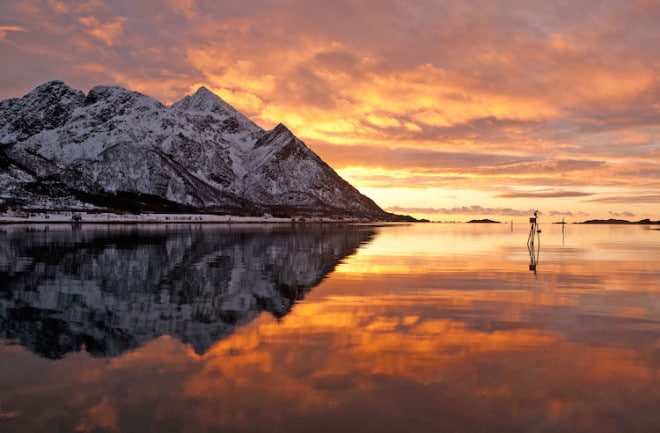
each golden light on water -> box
[0,224,657,432]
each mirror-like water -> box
[1,223,658,432]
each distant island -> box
[467,219,500,224]
[581,219,659,225]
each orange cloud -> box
[78,16,127,47]
[0,24,26,40]
[164,0,196,17]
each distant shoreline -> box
[2,212,657,226]
[0,212,376,225]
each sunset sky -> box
[1,0,658,221]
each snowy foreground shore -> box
[0,212,362,224]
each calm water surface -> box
[0,223,658,432]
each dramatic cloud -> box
[386,206,531,217]
[0,24,26,40]
[546,210,590,218]
[587,195,660,204]
[496,190,594,199]
[78,16,127,47]
[0,0,658,219]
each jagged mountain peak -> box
[22,79,84,108]
[256,122,305,153]
[84,84,164,111]
[174,86,237,114]
[272,122,292,134]
[173,86,223,111]
[30,79,76,94]
[0,80,85,139]
[172,86,261,133]
[192,85,215,98]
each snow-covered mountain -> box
[0,81,411,220]
[0,224,376,358]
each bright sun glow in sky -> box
[1,0,658,221]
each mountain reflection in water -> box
[0,224,375,358]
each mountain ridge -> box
[0,81,414,221]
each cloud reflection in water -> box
[0,223,658,433]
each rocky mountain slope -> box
[0,81,411,220]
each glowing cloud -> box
[78,16,127,47]
[0,24,26,40]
